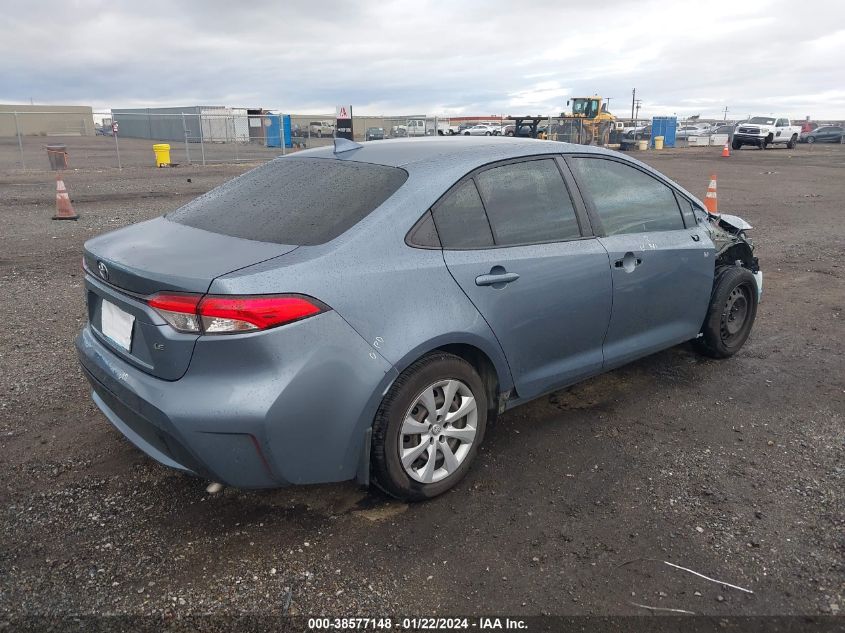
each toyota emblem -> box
[97,261,109,281]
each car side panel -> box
[443,240,612,399]
[599,227,714,369]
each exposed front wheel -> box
[806,136,815,144]
[694,267,759,359]
[371,353,488,501]
[732,140,742,150]
[787,134,797,149]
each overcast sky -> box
[1,0,843,119]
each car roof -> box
[288,136,611,170]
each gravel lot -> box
[1,141,843,622]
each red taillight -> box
[199,295,324,332]
[148,293,202,313]
[147,293,327,335]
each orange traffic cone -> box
[721,142,730,158]
[704,173,719,215]
[53,174,78,220]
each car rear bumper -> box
[76,311,397,488]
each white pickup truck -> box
[732,116,800,150]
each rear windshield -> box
[167,157,408,245]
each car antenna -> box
[333,137,363,154]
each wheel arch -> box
[716,242,757,271]
[436,343,503,421]
[391,334,515,416]
[356,335,513,487]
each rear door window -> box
[474,159,581,245]
[432,180,494,248]
[570,157,684,235]
[167,157,408,245]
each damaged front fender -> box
[704,212,762,299]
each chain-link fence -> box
[6,109,794,172]
[0,110,306,171]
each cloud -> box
[0,0,843,119]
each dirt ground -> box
[0,141,842,621]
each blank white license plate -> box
[101,300,134,351]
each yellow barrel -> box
[153,144,171,167]
[637,140,648,151]
[654,136,664,150]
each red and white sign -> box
[112,122,119,135]
[335,105,353,140]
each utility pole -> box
[634,100,642,125]
[722,106,729,121]
[631,88,636,121]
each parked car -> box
[365,127,385,141]
[710,124,735,136]
[309,121,335,138]
[676,124,710,140]
[77,137,761,501]
[732,116,800,150]
[620,125,651,149]
[464,124,501,136]
[501,123,542,138]
[800,125,843,144]
[709,124,735,143]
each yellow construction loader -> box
[550,96,622,145]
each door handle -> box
[475,267,520,287]
[613,252,642,272]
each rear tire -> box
[787,134,797,149]
[371,353,488,501]
[693,266,758,359]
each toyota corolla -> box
[77,137,761,500]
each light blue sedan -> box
[77,137,760,500]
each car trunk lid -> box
[83,217,297,380]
